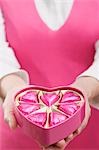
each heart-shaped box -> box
[14,85,85,146]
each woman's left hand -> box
[42,76,99,150]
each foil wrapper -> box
[15,89,83,128]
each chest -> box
[1,0,99,86]
[1,0,99,55]
[1,0,99,38]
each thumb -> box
[2,93,17,129]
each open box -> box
[14,85,85,147]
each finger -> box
[64,133,73,142]
[77,103,91,134]
[55,139,66,148]
[64,134,74,147]
[43,145,56,150]
[3,97,17,129]
[69,102,91,139]
[43,140,66,150]
[65,131,79,146]
[43,145,64,150]
[95,40,99,50]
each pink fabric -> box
[0,0,99,149]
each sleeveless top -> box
[0,0,99,149]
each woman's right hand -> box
[2,88,19,129]
[2,87,23,129]
[0,74,28,129]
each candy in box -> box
[14,85,85,146]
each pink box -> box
[14,85,85,147]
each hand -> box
[2,86,27,129]
[42,76,99,150]
[0,74,28,129]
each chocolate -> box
[27,112,47,126]
[40,92,60,106]
[18,103,40,115]
[16,88,83,127]
[59,103,78,116]
[60,91,81,103]
[20,91,38,103]
[49,112,67,126]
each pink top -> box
[0,0,99,149]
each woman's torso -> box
[1,0,99,87]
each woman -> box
[0,0,99,149]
